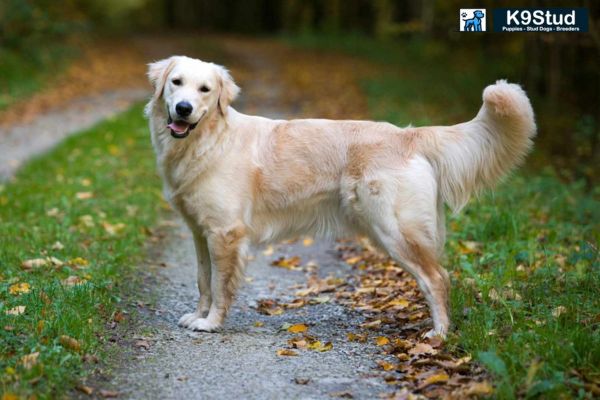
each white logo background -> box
[459,9,487,31]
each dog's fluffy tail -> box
[428,80,536,212]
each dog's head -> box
[473,10,484,19]
[147,56,240,139]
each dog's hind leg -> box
[187,225,248,331]
[178,232,212,327]
[352,161,450,338]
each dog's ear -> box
[216,65,240,115]
[148,57,176,100]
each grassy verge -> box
[0,45,76,110]
[0,104,162,398]
[285,34,600,398]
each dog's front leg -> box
[183,226,247,332]
[178,232,212,327]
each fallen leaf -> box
[458,240,481,255]
[135,340,150,350]
[76,192,94,200]
[303,237,314,246]
[79,215,95,227]
[21,352,39,370]
[254,321,264,327]
[288,323,308,334]
[62,275,87,287]
[69,257,89,267]
[552,305,567,318]
[21,258,48,270]
[307,340,333,352]
[2,394,19,400]
[59,335,81,352]
[113,311,125,323]
[276,349,298,356]
[418,372,449,389]
[262,246,274,256]
[76,385,94,395]
[256,299,284,316]
[9,282,30,295]
[462,381,494,396]
[330,391,353,398]
[5,306,25,315]
[102,222,126,236]
[347,332,367,342]
[271,256,302,270]
[375,336,390,346]
[294,377,310,385]
[377,360,396,371]
[408,342,436,355]
[99,389,119,398]
[360,319,382,329]
[344,256,362,265]
[51,241,65,250]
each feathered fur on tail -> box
[429,80,536,212]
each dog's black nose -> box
[176,101,193,117]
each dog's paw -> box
[422,329,447,340]
[188,317,221,332]
[178,312,202,328]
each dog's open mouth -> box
[167,116,198,139]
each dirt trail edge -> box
[107,45,391,400]
[0,88,148,181]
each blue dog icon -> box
[463,10,485,31]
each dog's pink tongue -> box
[167,121,189,133]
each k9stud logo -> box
[460,9,487,32]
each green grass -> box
[0,104,162,398]
[447,175,599,398]
[286,33,600,398]
[0,45,75,110]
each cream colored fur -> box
[146,56,536,337]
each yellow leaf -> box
[262,246,274,256]
[418,372,449,389]
[108,144,120,155]
[102,222,126,236]
[377,360,396,371]
[271,256,301,270]
[375,336,389,346]
[276,349,298,356]
[254,321,264,327]
[2,393,19,400]
[59,335,81,352]
[347,332,367,342]
[9,282,30,295]
[464,381,494,396]
[80,178,92,187]
[307,341,333,352]
[5,306,25,315]
[288,323,308,333]
[69,257,89,267]
[344,256,362,265]
[302,237,314,246]
[21,352,40,370]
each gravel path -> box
[110,221,389,400]
[0,88,149,181]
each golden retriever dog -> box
[146,56,535,338]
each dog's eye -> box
[200,85,210,93]
[172,78,182,86]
